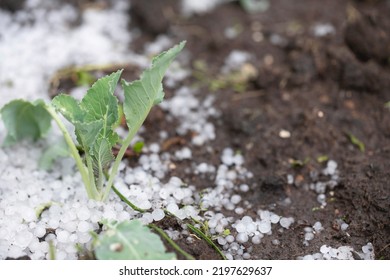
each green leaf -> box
[133,141,144,153]
[52,94,85,123]
[92,137,114,176]
[122,41,185,130]
[95,220,176,260]
[81,70,121,135]
[39,137,70,170]
[74,119,103,153]
[0,99,52,146]
[348,133,365,152]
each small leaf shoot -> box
[0,41,186,201]
[347,133,365,152]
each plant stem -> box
[149,224,195,260]
[112,186,146,213]
[187,224,227,260]
[102,123,144,201]
[44,104,98,199]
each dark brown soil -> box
[128,0,390,260]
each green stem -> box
[149,224,195,260]
[112,186,146,213]
[187,224,227,260]
[85,155,99,199]
[44,104,98,199]
[102,123,144,201]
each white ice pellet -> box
[251,235,261,245]
[77,232,91,244]
[56,230,70,243]
[304,232,314,241]
[34,226,46,238]
[270,214,280,224]
[197,163,209,173]
[192,135,205,146]
[63,221,77,233]
[362,243,373,254]
[243,253,251,259]
[22,209,37,222]
[159,189,169,200]
[329,248,338,258]
[313,23,335,37]
[260,211,271,221]
[103,209,118,220]
[208,219,218,229]
[68,234,78,243]
[341,223,349,231]
[241,216,253,224]
[77,221,91,233]
[304,227,313,233]
[226,235,235,243]
[48,219,60,229]
[317,194,326,204]
[166,203,179,214]
[226,170,237,181]
[235,207,244,215]
[287,174,294,184]
[313,221,323,232]
[280,217,294,229]
[215,224,224,233]
[217,236,227,245]
[236,232,249,243]
[323,160,338,175]
[224,202,235,211]
[239,184,249,192]
[55,250,67,260]
[175,209,187,220]
[175,147,192,160]
[272,239,280,245]
[320,245,330,254]
[29,238,40,252]
[230,194,241,204]
[39,242,50,253]
[258,221,271,234]
[152,209,165,221]
[77,207,91,221]
[173,189,185,200]
[8,245,24,259]
[149,143,160,153]
[15,231,33,248]
[235,223,246,233]
[246,223,257,234]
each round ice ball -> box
[258,221,271,234]
[236,232,249,243]
[152,209,165,221]
[77,207,91,221]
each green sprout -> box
[0,42,186,201]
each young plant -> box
[0,41,185,201]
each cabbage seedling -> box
[0,41,185,201]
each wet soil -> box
[44,0,390,260]
[128,0,390,260]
